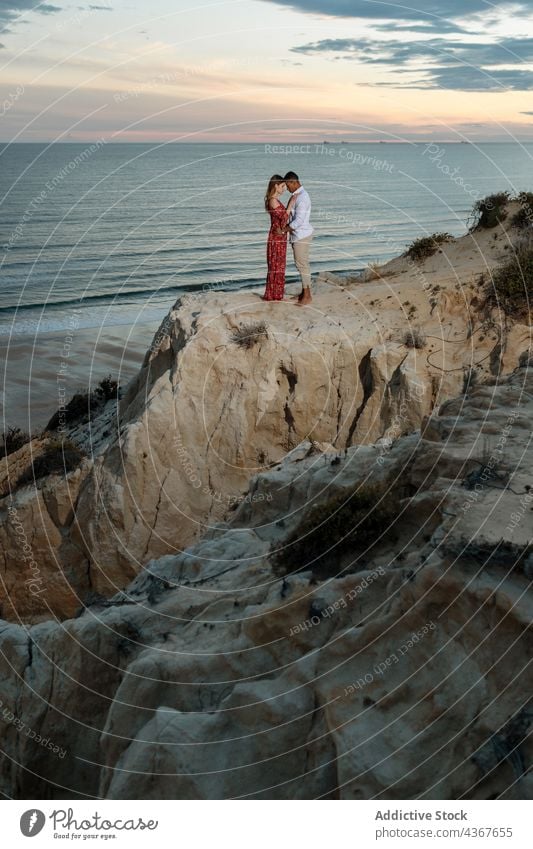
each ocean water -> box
[1,140,533,338]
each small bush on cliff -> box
[46,374,120,431]
[469,191,510,230]
[363,261,384,281]
[1,426,31,460]
[461,439,509,491]
[511,192,533,229]
[404,233,453,262]
[486,241,533,317]
[46,390,99,431]
[230,321,268,350]
[16,438,85,487]
[272,481,401,578]
[97,374,119,401]
[402,327,427,349]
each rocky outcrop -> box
[0,363,531,799]
[0,438,91,621]
[1,209,531,622]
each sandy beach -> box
[0,320,160,431]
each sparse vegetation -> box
[402,328,427,349]
[469,191,510,230]
[462,366,479,395]
[271,481,401,578]
[511,191,533,230]
[363,261,384,281]
[46,390,99,431]
[404,233,453,262]
[0,426,31,460]
[97,374,119,401]
[462,439,508,490]
[46,374,120,431]
[16,438,85,488]
[486,240,533,317]
[230,321,268,349]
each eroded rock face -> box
[0,367,531,799]
[0,439,91,622]
[1,213,531,621]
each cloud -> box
[0,0,62,30]
[293,36,533,64]
[372,21,468,34]
[291,36,533,90]
[262,0,533,24]
[389,67,533,91]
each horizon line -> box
[2,139,533,145]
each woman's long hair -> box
[264,174,285,211]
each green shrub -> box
[0,426,30,460]
[469,191,510,230]
[511,192,533,229]
[16,439,84,487]
[46,391,98,431]
[272,482,401,578]
[405,233,453,262]
[97,374,119,401]
[46,374,120,431]
[487,242,533,316]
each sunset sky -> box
[2,0,533,142]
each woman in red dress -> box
[262,174,295,301]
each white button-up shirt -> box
[288,186,313,243]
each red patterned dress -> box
[263,202,289,301]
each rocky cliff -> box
[0,209,530,622]
[0,205,531,799]
[0,364,531,799]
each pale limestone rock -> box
[1,216,531,624]
[0,367,531,799]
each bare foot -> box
[290,292,304,301]
[296,289,312,306]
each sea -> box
[1,141,533,339]
[1,140,533,429]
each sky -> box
[2,0,533,141]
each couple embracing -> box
[262,171,313,306]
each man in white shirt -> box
[284,171,314,305]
